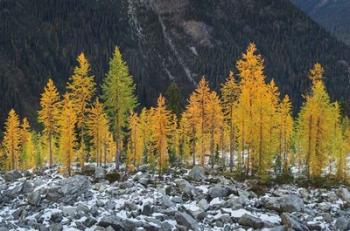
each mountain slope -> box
[1,0,350,126]
[291,0,350,46]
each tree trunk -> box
[115,138,120,171]
[229,120,234,172]
[49,132,52,168]
[306,115,313,179]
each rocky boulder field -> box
[0,165,349,231]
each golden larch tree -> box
[3,109,21,170]
[277,95,294,175]
[87,99,109,166]
[187,77,211,166]
[38,78,60,168]
[127,112,144,171]
[235,43,280,178]
[221,71,240,171]
[207,91,224,168]
[58,94,77,176]
[150,95,171,175]
[297,63,334,179]
[20,118,35,170]
[67,53,95,169]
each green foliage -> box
[102,47,138,169]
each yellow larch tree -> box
[277,95,294,175]
[235,43,280,178]
[187,77,211,166]
[330,103,347,181]
[20,118,35,170]
[207,91,224,168]
[3,109,21,170]
[220,71,240,171]
[138,108,153,165]
[66,53,95,170]
[168,114,180,166]
[87,99,109,166]
[58,94,77,176]
[127,112,144,171]
[181,97,198,166]
[297,63,334,179]
[38,78,60,168]
[150,95,171,175]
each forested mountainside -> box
[291,0,350,46]
[1,0,350,126]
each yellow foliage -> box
[38,78,60,167]
[149,95,171,174]
[235,43,280,178]
[297,63,334,178]
[126,112,144,171]
[20,118,35,170]
[221,71,240,170]
[67,53,95,168]
[3,109,21,170]
[58,94,77,176]
[87,100,109,166]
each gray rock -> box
[142,204,153,216]
[264,195,304,212]
[46,175,90,204]
[83,216,97,228]
[208,185,232,199]
[160,221,173,231]
[197,198,209,211]
[215,214,232,224]
[238,214,264,229]
[188,166,206,181]
[281,213,309,231]
[171,196,183,204]
[21,181,34,194]
[335,217,349,231]
[77,203,90,214]
[175,179,195,196]
[4,170,22,182]
[27,190,41,206]
[97,216,125,230]
[175,211,200,231]
[94,167,105,180]
[49,223,63,231]
[62,206,77,217]
[262,226,288,231]
[337,187,350,203]
[50,212,63,223]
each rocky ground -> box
[0,165,350,231]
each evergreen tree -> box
[102,47,137,170]
[67,53,95,169]
[38,78,60,168]
[165,82,183,117]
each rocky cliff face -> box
[1,0,350,125]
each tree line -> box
[1,43,349,182]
